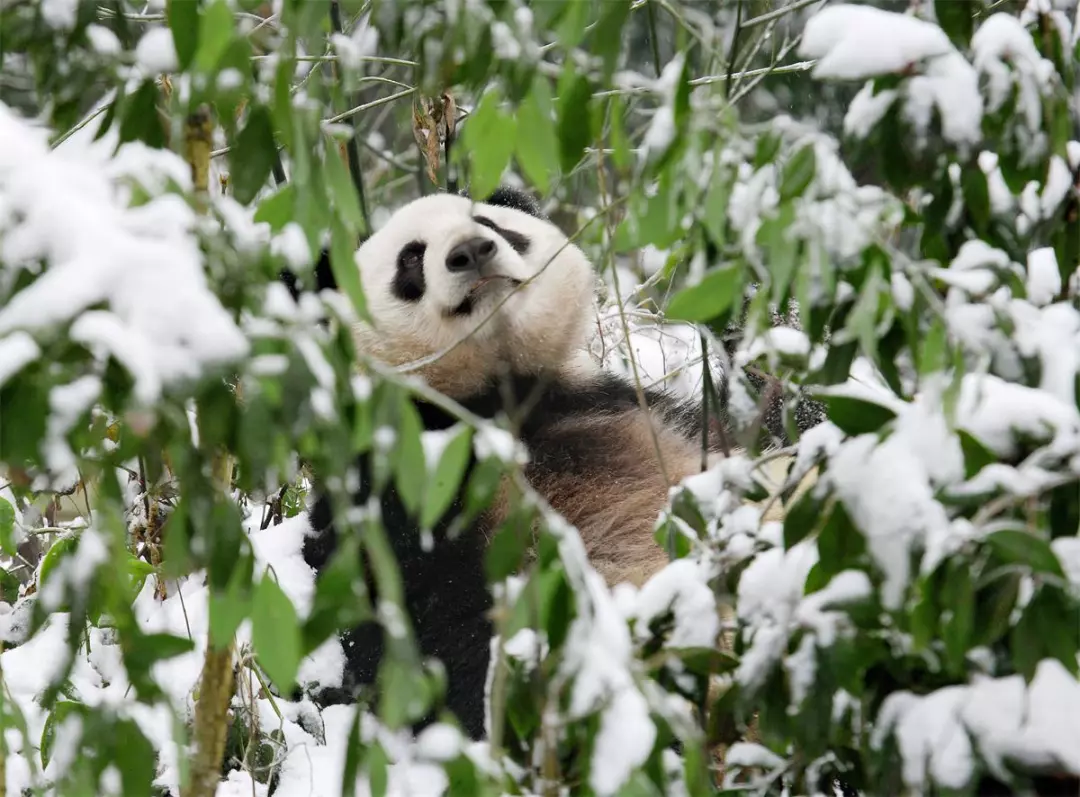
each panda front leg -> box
[300,453,496,741]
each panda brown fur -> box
[282,185,799,746]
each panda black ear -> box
[482,185,545,219]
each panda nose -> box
[446,237,497,272]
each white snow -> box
[641,54,685,160]
[972,13,1057,128]
[135,27,179,75]
[474,424,526,465]
[1026,247,1062,306]
[957,372,1080,459]
[844,84,897,139]
[271,223,312,270]
[631,558,719,650]
[40,0,78,29]
[86,25,122,56]
[800,5,954,80]
[873,659,1080,791]
[0,331,41,388]
[0,103,250,405]
[330,15,379,71]
[801,4,983,148]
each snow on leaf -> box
[873,659,1080,791]
[800,5,984,148]
[957,372,1080,459]
[135,27,179,76]
[1026,247,1062,306]
[631,558,719,650]
[0,103,250,404]
[0,331,41,388]
[800,5,955,80]
[972,13,1058,126]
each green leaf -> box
[918,317,949,376]
[37,533,80,592]
[909,577,938,652]
[421,426,473,530]
[961,164,991,235]
[958,430,996,479]
[325,149,366,233]
[195,0,234,73]
[556,71,593,174]
[485,514,531,583]
[816,501,866,578]
[125,555,157,597]
[985,529,1065,577]
[779,144,817,202]
[168,0,200,70]
[330,216,369,321]
[1048,482,1080,539]
[254,184,296,232]
[754,133,782,168]
[783,487,824,550]
[972,572,1020,648]
[701,167,732,246]
[819,394,897,436]
[119,80,165,148]
[0,497,14,557]
[665,265,743,323]
[608,95,632,171]
[125,632,196,680]
[1010,585,1080,679]
[114,718,155,795]
[228,105,278,205]
[941,563,974,672]
[593,1,631,79]
[555,1,591,49]
[252,572,302,692]
[935,0,974,47]
[759,205,799,304]
[515,79,559,194]
[377,657,432,728]
[209,557,252,649]
[365,741,391,797]
[40,700,82,769]
[462,88,516,201]
[393,399,427,517]
[301,535,370,656]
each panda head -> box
[349,186,598,399]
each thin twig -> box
[251,54,418,67]
[324,87,417,125]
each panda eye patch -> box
[473,216,530,255]
[392,241,427,302]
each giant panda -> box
[281,184,798,746]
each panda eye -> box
[473,216,530,255]
[398,241,426,270]
[392,241,427,303]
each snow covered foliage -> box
[0,0,1078,796]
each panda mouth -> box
[449,275,523,316]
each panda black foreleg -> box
[300,447,495,740]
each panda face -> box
[350,192,598,398]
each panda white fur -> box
[283,185,796,742]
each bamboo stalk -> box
[181,105,239,797]
[184,645,236,797]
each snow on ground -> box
[0,511,484,796]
